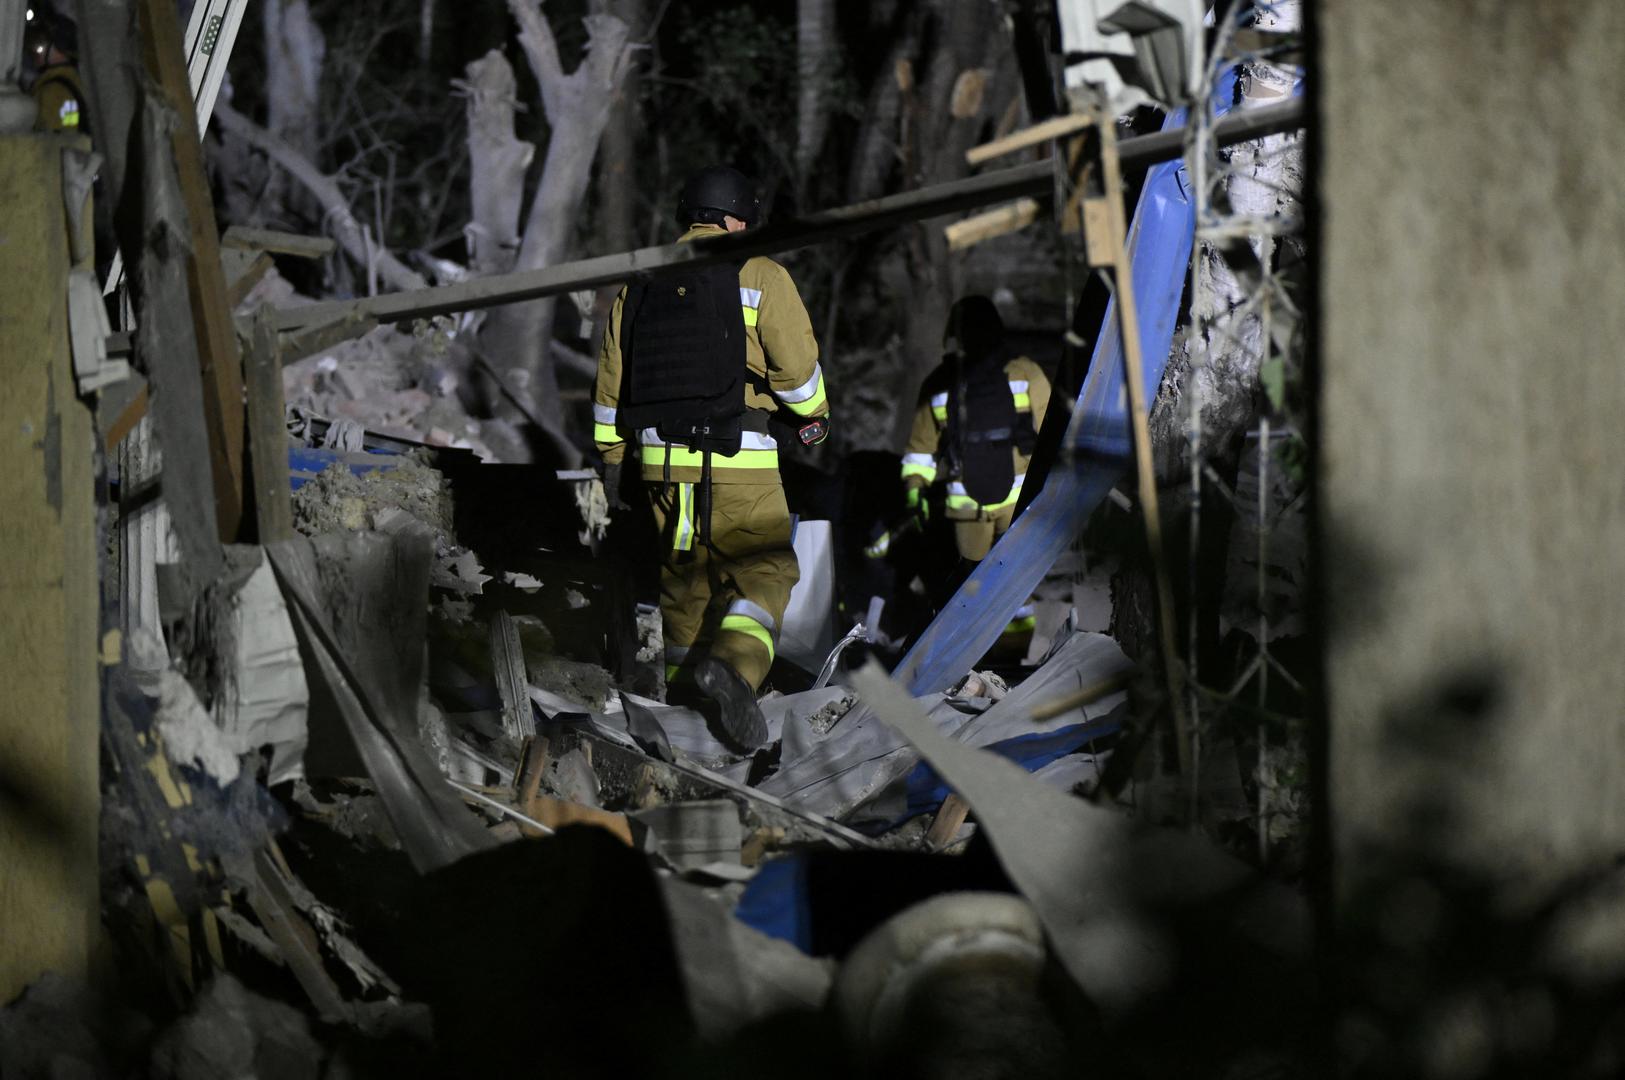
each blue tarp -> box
[287,446,401,490]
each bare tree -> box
[475,1,635,435]
[214,101,430,293]
[884,0,1014,446]
[263,0,326,221]
[596,0,647,255]
[462,50,534,277]
[795,0,836,196]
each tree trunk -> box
[477,3,633,437]
[887,0,1011,449]
[597,0,646,255]
[262,0,325,225]
[795,0,836,199]
[463,50,534,277]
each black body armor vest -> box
[619,262,746,453]
[942,357,1037,505]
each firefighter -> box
[25,12,84,134]
[900,295,1051,636]
[594,166,830,752]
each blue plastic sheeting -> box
[287,446,400,490]
[734,856,815,953]
[895,84,1236,697]
[902,713,1123,819]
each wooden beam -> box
[222,225,337,259]
[965,112,1094,166]
[268,99,1307,334]
[243,309,293,543]
[139,0,246,542]
[944,197,1042,251]
[222,247,273,308]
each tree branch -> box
[215,101,429,293]
[507,0,566,112]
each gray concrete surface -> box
[1320,0,1625,911]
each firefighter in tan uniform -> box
[26,13,84,133]
[595,166,830,751]
[901,296,1051,636]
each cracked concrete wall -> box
[1320,0,1625,912]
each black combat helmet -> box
[945,295,1005,365]
[677,166,760,227]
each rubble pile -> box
[30,404,1321,1077]
[281,319,513,461]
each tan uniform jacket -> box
[33,65,83,132]
[901,355,1051,519]
[594,224,829,485]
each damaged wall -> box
[0,135,100,1001]
[1320,0,1625,982]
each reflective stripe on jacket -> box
[594,224,827,484]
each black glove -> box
[602,461,631,512]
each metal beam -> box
[268,98,1306,333]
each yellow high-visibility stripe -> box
[1013,392,1031,410]
[742,306,759,327]
[900,460,937,483]
[719,614,775,659]
[778,365,827,418]
[673,483,695,551]
[946,475,1025,512]
[593,422,621,444]
[641,445,779,470]
[932,405,948,422]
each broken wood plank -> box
[260,100,1304,335]
[242,848,353,1024]
[1094,113,1191,779]
[513,735,551,806]
[222,224,337,259]
[99,374,149,451]
[125,90,225,595]
[139,0,246,542]
[740,826,785,868]
[277,311,378,367]
[925,793,972,849]
[243,308,293,543]
[490,611,532,743]
[944,197,1041,251]
[222,247,273,308]
[1029,670,1136,722]
[966,111,1095,166]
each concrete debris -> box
[570,469,611,544]
[282,322,501,461]
[152,666,242,785]
[213,553,309,786]
[632,799,745,870]
[291,454,453,541]
[148,975,322,1080]
[549,746,602,808]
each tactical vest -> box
[942,357,1037,506]
[619,262,748,454]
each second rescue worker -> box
[594,166,830,752]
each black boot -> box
[694,657,768,753]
